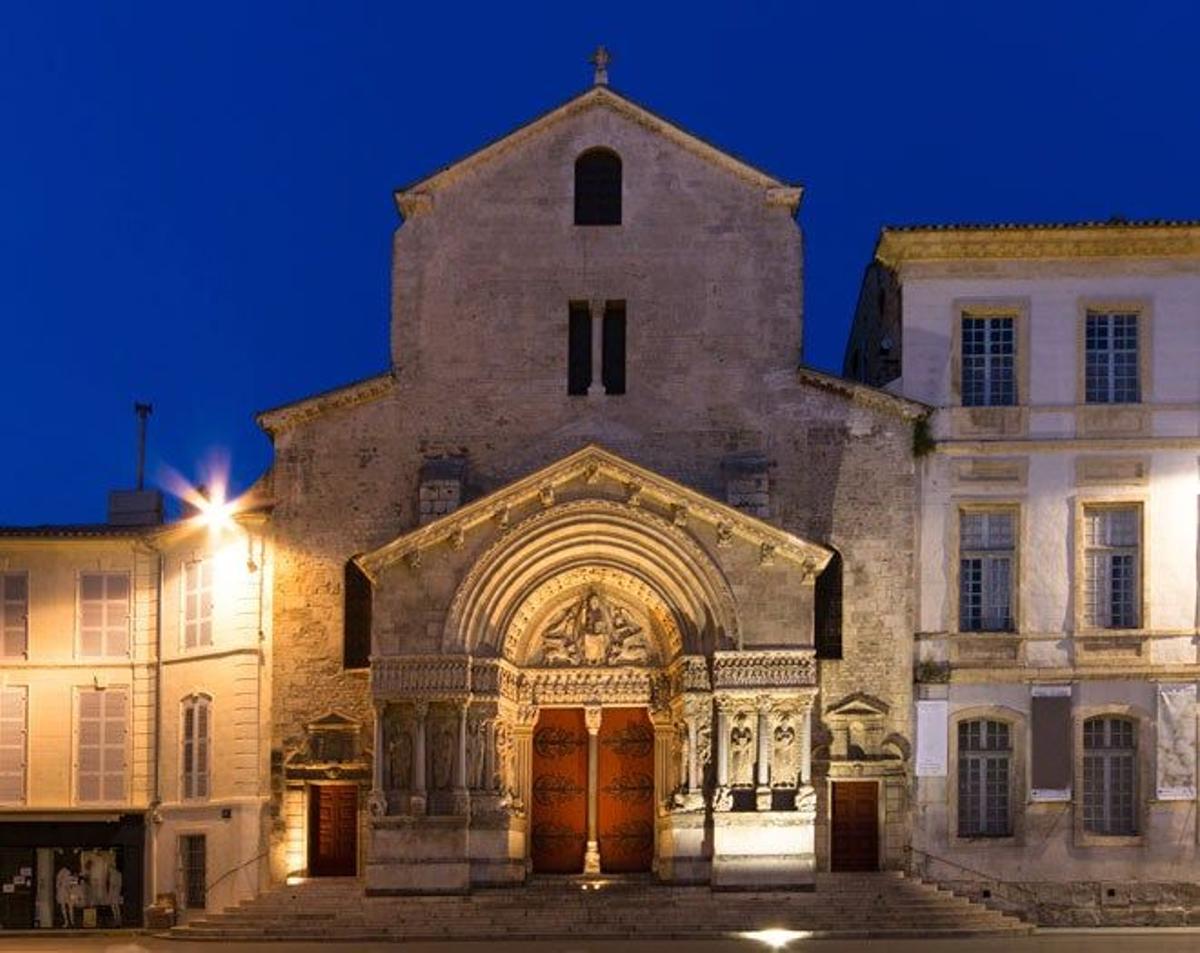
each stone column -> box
[686,716,698,792]
[756,699,772,810]
[588,300,605,396]
[716,705,730,788]
[584,706,602,874]
[368,702,387,817]
[412,700,428,815]
[799,703,812,787]
[484,718,497,792]
[453,700,469,814]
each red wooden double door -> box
[530,707,655,874]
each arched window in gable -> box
[574,148,622,225]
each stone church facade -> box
[256,80,924,892]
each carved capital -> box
[538,484,555,508]
[584,705,603,734]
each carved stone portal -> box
[534,589,655,667]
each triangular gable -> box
[357,444,831,578]
[825,692,891,719]
[394,85,800,218]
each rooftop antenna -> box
[134,402,153,490]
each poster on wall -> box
[915,700,948,777]
[1156,683,1197,800]
[53,848,124,928]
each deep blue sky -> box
[3,1,1199,523]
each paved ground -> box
[3,933,1200,953]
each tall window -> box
[574,148,621,225]
[961,315,1016,406]
[181,695,211,800]
[79,572,129,657]
[180,834,207,909]
[77,688,127,803]
[2,572,27,657]
[567,302,592,395]
[343,560,372,670]
[0,686,27,804]
[1083,506,1140,628]
[959,510,1015,632]
[1083,716,1137,835]
[958,719,1011,836]
[602,300,626,395]
[183,559,213,649]
[814,551,843,660]
[1085,311,1140,404]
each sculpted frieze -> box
[711,650,816,690]
[533,589,655,667]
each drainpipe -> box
[135,538,166,912]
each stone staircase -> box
[166,871,1032,941]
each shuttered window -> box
[182,695,211,800]
[0,687,27,803]
[2,572,28,657]
[79,572,130,657]
[77,688,128,803]
[183,559,214,648]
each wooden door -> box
[308,784,358,876]
[831,781,879,871]
[530,708,588,873]
[597,707,655,873]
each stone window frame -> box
[1072,704,1151,848]
[1074,297,1153,407]
[75,569,131,660]
[1072,497,1148,636]
[948,501,1023,636]
[949,299,1031,409]
[948,706,1025,846]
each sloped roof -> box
[357,443,831,577]
[394,85,801,217]
[795,365,928,420]
[256,371,394,436]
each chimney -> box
[107,400,164,526]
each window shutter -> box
[182,703,195,799]
[0,687,26,803]
[101,689,128,802]
[107,573,129,655]
[77,690,103,802]
[200,561,213,645]
[602,301,626,395]
[3,573,28,657]
[196,699,209,799]
[1031,687,1072,799]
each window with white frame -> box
[958,719,1011,836]
[1085,311,1140,404]
[1083,506,1140,629]
[0,686,27,804]
[1083,716,1137,835]
[181,695,211,800]
[961,315,1016,406]
[2,572,28,657]
[79,572,130,657]
[183,559,213,649]
[77,688,127,803]
[959,510,1015,632]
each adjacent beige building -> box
[846,222,1200,924]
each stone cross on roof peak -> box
[589,45,611,86]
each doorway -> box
[308,784,358,876]
[830,781,879,871]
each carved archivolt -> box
[444,499,740,659]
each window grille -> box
[959,510,1015,631]
[180,834,207,909]
[961,316,1016,406]
[574,149,622,225]
[1083,507,1140,628]
[77,688,127,803]
[183,559,213,648]
[2,572,27,657]
[958,719,1011,836]
[181,696,211,800]
[1085,311,1140,404]
[79,572,130,657]
[1083,716,1137,835]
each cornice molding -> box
[256,372,394,436]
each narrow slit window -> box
[568,302,592,395]
[602,300,626,395]
[343,560,373,670]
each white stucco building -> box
[846,221,1200,923]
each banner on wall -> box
[915,700,948,777]
[1156,683,1197,801]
